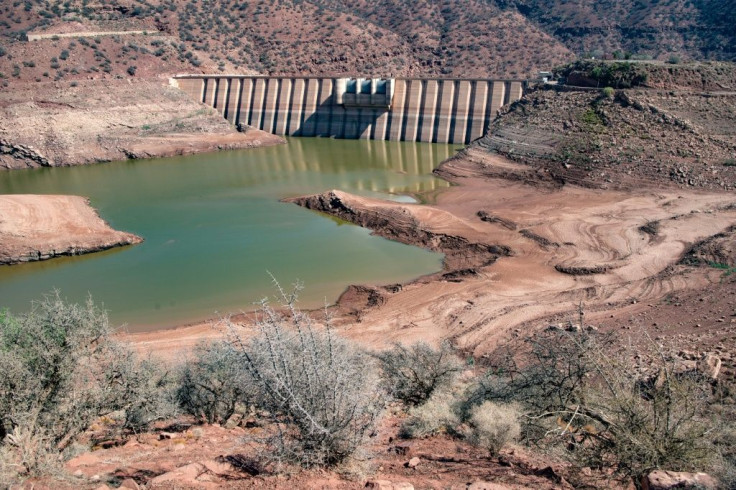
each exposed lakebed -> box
[0,138,456,331]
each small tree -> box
[375,341,463,407]
[226,282,383,468]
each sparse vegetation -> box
[375,341,463,407]
[224,283,383,468]
[464,330,723,482]
[176,341,253,424]
[560,60,649,88]
[399,390,461,439]
[0,292,174,478]
[467,401,520,455]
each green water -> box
[0,138,456,331]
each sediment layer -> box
[0,79,283,170]
[284,153,736,354]
[0,194,142,264]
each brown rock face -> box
[641,470,717,490]
[697,354,722,380]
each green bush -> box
[0,293,174,477]
[559,60,649,88]
[602,86,615,98]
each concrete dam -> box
[173,76,525,144]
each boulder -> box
[120,478,140,490]
[405,456,421,468]
[641,470,717,490]
[365,481,414,490]
[201,459,234,476]
[697,354,721,380]
[66,451,100,468]
[150,462,205,484]
[388,443,414,456]
[224,412,243,429]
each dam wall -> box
[173,76,525,144]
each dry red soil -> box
[0,194,142,264]
[129,148,736,377]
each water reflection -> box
[0,138,458,331]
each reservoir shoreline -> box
[125,146,736,359]
[0,138,454,330]
[0,194,142,265]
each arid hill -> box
[473,64,736,191]
[1,0,735,83]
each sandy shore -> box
[0,194,142,264]
[126,147,736,359]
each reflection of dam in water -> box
[173,76,525,145]
[236,137,455,195]
[0,138,449,329]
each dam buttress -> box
[173,76,525,145]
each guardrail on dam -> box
[172,76,525,144]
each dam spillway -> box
[173,76,525,145]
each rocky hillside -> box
[504,0,736,62]
[473,68,736,190]
[0,79,283,169]
[1,0,735,82]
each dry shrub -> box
[375,341,463,407]
[399,390,461,439]
[464,330,720,482]
[468,401,521,455]
[176,341,254,424]
[0,292,174,477]
[225,282,383,468]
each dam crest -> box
[173,76,525,144]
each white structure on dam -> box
[173,75,525,144]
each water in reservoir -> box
[0,138,457,331]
